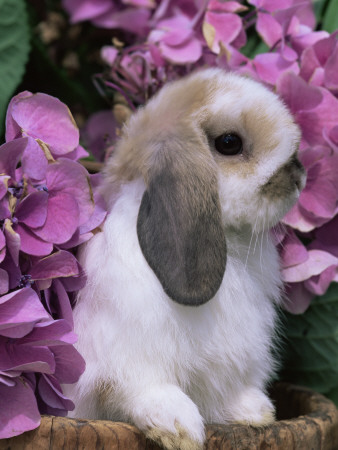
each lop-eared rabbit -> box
[65,69,306,450]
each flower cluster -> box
[0,92,106,438]
[64,0,338,315]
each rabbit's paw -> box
[131,384,205,450]
[229,387,275,427]
[146,423,204,450]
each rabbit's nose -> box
[289,154,306,191]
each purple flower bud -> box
[18,274,33,289]
[37,185,49,193]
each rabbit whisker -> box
[260,216,266,275]
[244,214,258,270]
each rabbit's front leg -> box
[226,386,275,426]
[123,383,205,450]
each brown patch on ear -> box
[137,137,227,306]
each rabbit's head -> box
[106,69,306,307]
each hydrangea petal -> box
[127,0,155,7]
[314,215,338,257]
[305,266,338,296]
[5,91,31,142]
[60,273,87,292]
[0,176,10,201]
[51,280,74,326]
[162,28,193,46]
[277,72,323,114]
[0,288,50,338]
[46,159,94,226]
[293,2,316,29]
[292,30,329,56]
[59,230,93,249]
[64,145,89,161]
[254,53,299,85]
[299,158,338,219]
[282,250,338,283]
[282,202,318,232]
[0,197,10,222]
[280,230,308,268]
[15,224,53,257]
[283,282,314,314]
[100,46,119,66]
[21,138,48,181]
[62,0,113,23]
[10,93,79,156]
[0,229,6,263]
[300,45,320,82]
[81,110,117,161]
[207,0,248,13]
[38,374,74,414]
[15,191,48,228]
[248,0,293,13]
[314,32,338,67]
[204,11,242,53]
[79,192,107,235]
[18,319,76,346]
[256,12,282,47]
[52,344,85,384]
[0,376,41,438]
[4,220,21,267]
[0,371,19,386]
[324,45,338,91]
[297,88,338,146]
[93,7,150,35]
[32,193,79,244]
[0,269,9,295]
[0,138,28,179]
[29,250,79,281]
[309,67,325,87]
[1,252,22,290]
[160,38,202,64]
[0,341,55,374]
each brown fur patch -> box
[260,153,305,199]
[203,105,286,179]
[103,73,218,186]
[146,423,204,450]
[240,108,280,157]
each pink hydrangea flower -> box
[203,0,247,54]
[283,146,338,231]
[6,92,80,157]
[0,288,85,438]
[149,13,203,64]
[62,0,153,35]
[0,91,107,438]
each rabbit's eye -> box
[214,134,243,156]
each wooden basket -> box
[2,383,338,449]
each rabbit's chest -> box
[94,183,281,374]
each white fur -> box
[64,70,304,449]
[65,178,281,441]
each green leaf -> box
[0,0,30,136]
[241,33,269,58]
[313,0,329,24]
[280,283,338,406]
[322,0,338,33]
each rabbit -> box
[64,68,306,450]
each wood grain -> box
[1,383,338,449]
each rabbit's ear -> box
[137,139,227,306]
